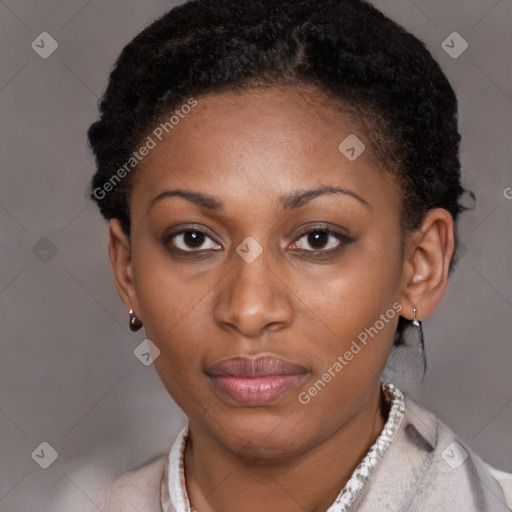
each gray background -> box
[0,1,510,510]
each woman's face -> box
[120,86,409,457]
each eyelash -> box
[164,225,352,258]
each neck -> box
[184,383,387,512]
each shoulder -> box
[98,425,190,512]
[408,397,511,510]
[357,394,512,512]
[98,454,167,512]
[485,464,512,507]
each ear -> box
[108,219,141,319]
[398,208,455,321]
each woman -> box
[87,0,511,510]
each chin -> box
[205,409,318,460]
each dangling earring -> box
[411,306,420,327]
[129,308,143,332]
[411,304,426,372]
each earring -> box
[412,306,420,327]
[410,304,426,372]
[129,308,143,332]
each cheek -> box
[291,274,400,432]
[295,234,402,336]
[130,233,214,339]
[129,244,213,397]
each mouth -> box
[206,354,310,406]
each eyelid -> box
[293,222,349,238]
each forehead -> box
[131,86,400,218]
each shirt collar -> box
[160,381,406,512]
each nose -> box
[213,245,294,338]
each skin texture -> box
[108,86,455,512]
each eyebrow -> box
[147,185,370,213]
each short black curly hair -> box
[87,0,471,351]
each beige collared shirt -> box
[101,391,512,512]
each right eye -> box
[165,229,222,253]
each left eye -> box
[289,229,348,252]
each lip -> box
[206,354,309,406]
